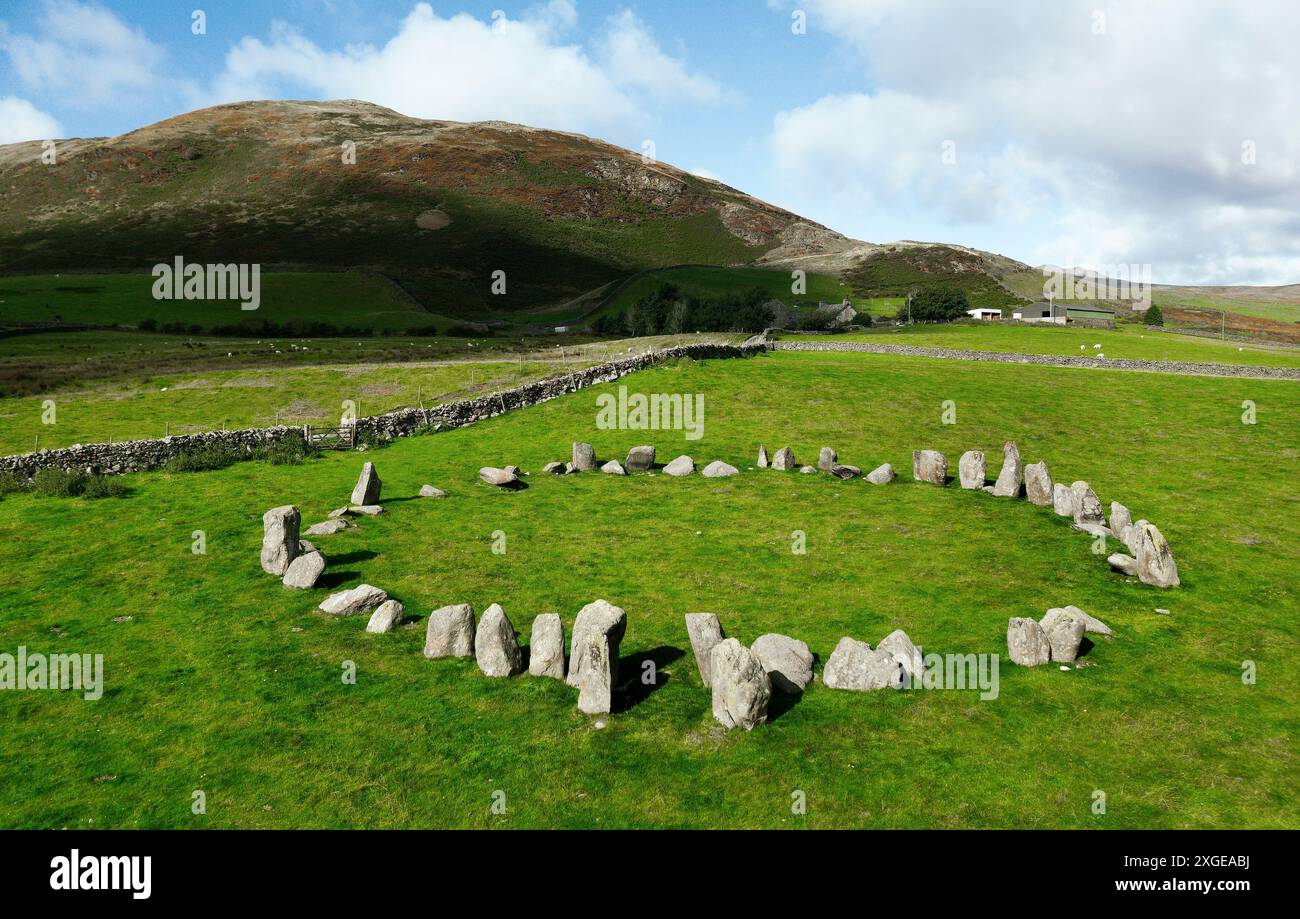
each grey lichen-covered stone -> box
[576,630,615,715]
[701,460,739,478]
[474,603,522,677]
[479,466,517,486]
[1052,483,1076,518]
[260,505,300,575]
[757,445,768,468]
[823,637,902,691]
[1133,521,1180,588]
[958,450,986,489]
[830,463,861,480]
[1040,607,1086,662]
[297,539,316,555]
[771,446,796,470]
[866,463,895,485]
[424,602,476,658]
[818,447,838,471]
[419,484,447,498]
[567,600,627,688]
[750,633,814,694]
[991,441,1022,497]
[1108,553,1139,576]
[1109,502,1132,543]
[625,445,655,472]
[319,583,388,616]
[527,613,565,680]
[911,450,947,485]
[282,550,325,589]
[710,638,772,730]
[304,518,352,536]
[600,460,626,475]
[350,461,381,506]
[365,599,406,634]
[1063,604,1112,636]
[799,465,817,474]
[1024,460,1053,507]
[663,455,695,476]
[684,613,725,686]
[876,629,925,685]
[1070,481,1105,525]
[1073,522,1112,538]
[571,442,597,471]
[1006,617,1051,667]
[543,462,566,474]
[349,504,384,516]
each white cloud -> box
[0,96,63,143]
[208,3,721,138]
[772,0,1300,283]
[2,0,166,107]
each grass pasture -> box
[0,350,1296,828]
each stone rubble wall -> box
[0,342,765,479]
[772,339,1300,381]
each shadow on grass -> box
[317,570,362,589]
[614,645,683,713]
[325,550,379,566]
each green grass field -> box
[602,266,851,314]
[1,350,1295,828]
[779,323,1300,368]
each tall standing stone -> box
[912,450,947,485]
[572,442,597,472]
[576,630,616,715]
[1070,481,1105,525]
[866,463,895,485]
[818,447,838,472]
[1109,502,1133,544]
[1052,483,1076,518]
[1133,521,1180,588]
[757,445,769,468]
[424,603,476,658]
[771,447,796,471]
[710,639,772,731]
[350,462,381,506]
[991,442,1022,497]
[1006,617,1051,667]
[260,505,300,575]
[625,445,655,473]
[685,613,725,686]
[958,450,986,490]
[475,604,522,677]
[1040,607,1086,662]
[528,614,565,680]
[567,600,627,688]
[1024,460,1054,507]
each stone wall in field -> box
[0,342,765,479]
[772,339,1300,381]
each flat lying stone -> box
[866,463,895,485]
[685,613,725,686]
[799,465,817,474]
[663,455,695,476]
[282,550,325,590]
[319,583,388,616]
[303,518,351,536]
[479,467,518,486]
[751,633,813,694]
[419,485,447,498]
[543,462,566,475]
[1108,552,1139,576]
[349,505,384,516]
[366,599,406,634]
[702,460,739,478]
[1073,522,1112,538]
[424,603,475,658]
[830,463,860,480]
[710,639,772,730]
[528,614,565,680]
[600,460,626,475]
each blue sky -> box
[2,0,1299,285]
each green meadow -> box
[1,350,1295,828]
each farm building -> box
[966,308,1002,320]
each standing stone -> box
[366,599,406,634]
[958,450,986,490]
[319,583,388,616]
[572,442,597,472]
[625,445,655,473]
[818,447,838,472]
[601,460,626,475]
[1052,483,1076,518]
[474,603,522,677]
[876,629,925,685]
[771,447,796,471]
[567,600,628,688]
[750,633,814,694]
[701,460,739,478]
[991,441,1022,497]
[866,463,895,485]
[1133,521,1180,588]
[1006,617,1051,667]
[663,455,695,476]
[1109,502,1133,544]
[260,505,300,575]
[479,467,518,486]
[822,637,902,691]
[912,450,947,485]
[1025,461,1054,507]
[1040,607,1086,662]
[685,613,725,686]
[528,614,565,680]
[710,639,772,730]
[424,603,476,658]
[1071,481,1105,525]
[757,445,769,468]
[282,550,325,590]
[350,462,381,506]
[576,630,615,715]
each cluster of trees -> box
[896,285,971,323]
[1143,304,1164,326]
[591,284,775,336]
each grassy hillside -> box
[1,350,1294,828]
[845,246,1022,312]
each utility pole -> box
[1221,309,1226,340]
